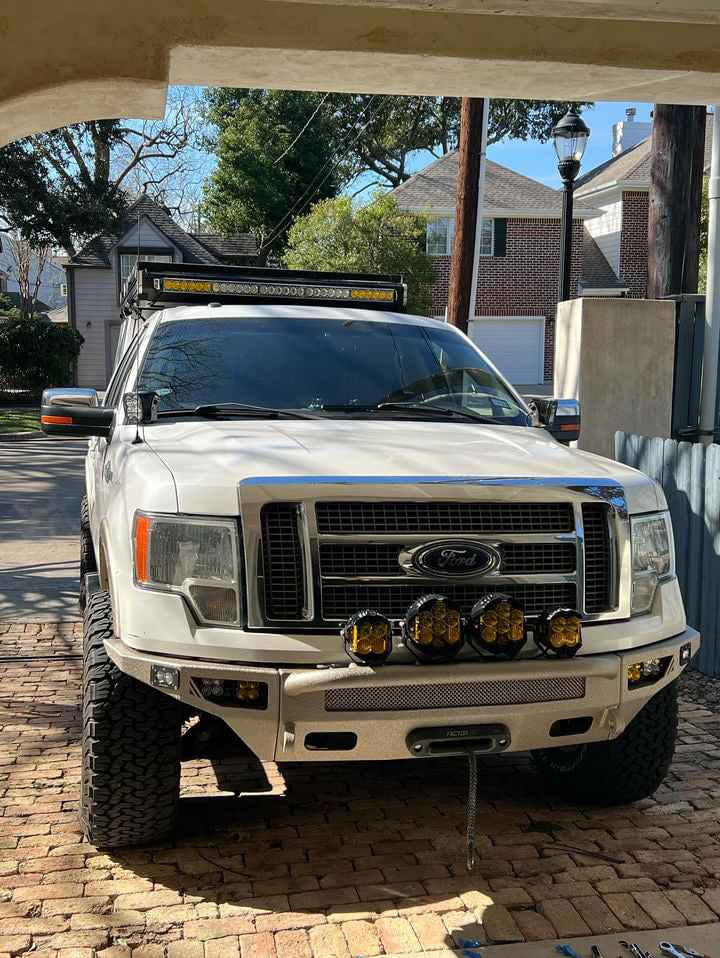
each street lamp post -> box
[553,109,591,302]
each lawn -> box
[0,406,40,433]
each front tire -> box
[533,681,678,806]
[81,590,182,847]
[79,497,97,612]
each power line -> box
[261,97,380,252]
[273,92,330,166]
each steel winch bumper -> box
[105,627,699,763]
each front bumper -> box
[105,627,699,763]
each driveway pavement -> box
[1,623,719,957]
[0,439,86,622]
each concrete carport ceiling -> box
[3,0,720,146]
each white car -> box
[42,264,699,849]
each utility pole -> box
[701,108,720,439]
[447,97,486,334]
[647,105,706,298]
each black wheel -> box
[79,497,97,612]
[533,680,678,806]
[81,590,182,847]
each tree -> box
[5,232,52,320]
[201,89,341,259]
[699,176,709,293]
[0,318,83,399]
[0,88,201,257]
[326,95,593,189]
[285,193,435,315]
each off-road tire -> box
[532,680,678,806]
[79,497,97,611]
[80,590,182,847]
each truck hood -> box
[143,418,662,515]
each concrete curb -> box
[0,429,44,441]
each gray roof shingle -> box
[191,232,258,259]
[393,151,597,215]
[576,111,713,197]
[67,195,221,268]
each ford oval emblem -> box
[411,541,499,578]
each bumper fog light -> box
[342,610,392,665]
[150,664,180,691]
[404,595,464,663]
[468,593,527,658]
[196,677,268,709]
[627,656,670,689]
[680,642,692,666]
[536,608,583,657]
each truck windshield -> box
[138,316,528,425]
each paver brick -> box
[603,893,656,931]
[308,924,351,958]
[664,888,717,923]
[538,900,592,938]
[0,935,30,957]
[571,896,623,934]
[632,891,686,927]
[340,919,383,958]
[206,938,241,958]
[409,912,450,950]
[375,916,421,954]
[511,910,558,941]
[239,933,277,958]
[274,929,312,958]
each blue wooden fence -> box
[615,432,720,677]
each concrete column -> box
[701,108,720,438]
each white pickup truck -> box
[42,263,698,849]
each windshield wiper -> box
[319,402,503,424]
[157,403,317,420]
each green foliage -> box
[0,124,126,256]
[324,95,593,188]
[699,176,709,293]
[202,90,340,255]
[285,193,435,315]
[0,292,20,320]
[0,318,83,400]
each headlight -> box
[631,511,675,615]
[133,512,242,625]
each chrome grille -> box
[260,503,304,620]
[319,542,576,577]
[582,503,613,613]
[321,582,577,620]
[316,501,574,535]
[324,676,586,712]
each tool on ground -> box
[456,940,483,949]
[542,842,624,864]
[592,946,605,958]
[556,945,585,958]
[660,944,713,958]
[619,940,653,958]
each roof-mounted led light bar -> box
[122,261,406,314]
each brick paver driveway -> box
[2,624,720,958]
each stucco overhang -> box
[4,1,720,145]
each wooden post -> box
[648,105,707,298]
[447,97,485,333]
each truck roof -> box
[155,304,447,329]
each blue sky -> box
[488,101,654,187]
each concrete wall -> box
[6,2,720,147]
[554,297,675,460]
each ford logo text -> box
[409,541,499,578]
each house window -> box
[426,216,493,256]
[119,252,173,288]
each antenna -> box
[132,207,142,444]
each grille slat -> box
[582,503,613,613]
[260,504,305,620]
[325,676,586,712]
[321,582,576,620]
[319,542,576,577]
[316,501,574,535]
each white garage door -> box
[468,316,546,385]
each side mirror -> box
[529,397,581,444]
[41,388,113,438]
[43,387,99,408]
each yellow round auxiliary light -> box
[342,610,393,665]
[468,593,527,659]
[403,594,464,663]
[536,607,583,657]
